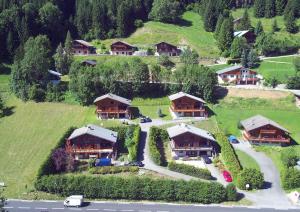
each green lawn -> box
[97,12,218,58]
[235,150,260,170]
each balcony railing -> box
[170,141,213,150]
[67,146,113,154]
[260,129,277,134]
[96,109,127,114]
[243,132,290,143]
[170,105,205,112]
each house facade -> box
[72,40,96,55]
[110,41,137,56]
[66,124,118,160]
[155,42,181,56]
[241,115,290,145]
[234,30,256,43]
[94,93,132,119]
[169,92,207,118]
[217,65,259,85]
[167,124,216,159]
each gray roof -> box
[216,65,243,75]
[68,124,118,143]
[291,90,300,97]
[82,60,97,66]
[111,40,136,48]
[48,70,62,77]
[167,123,216,141]
[168,92,206,103]
[240,115,290,133]
[74,40,94,47]
[234,30,250,37]
[94,93,132,105]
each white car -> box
[64,195,84,208]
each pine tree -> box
[53,43,66,73]
[117,2,130,37]
[218,17,234,54]
[285,11,298,33]
[241,49,249,67]
[6,30,15,59]
[204,0,217,32]
[276,0,287,15]
[230,37,248,59]
[272,19,279,32]
[92,0,108,39]
[214,14,224,39]
[237,9,252,30]
[247,49,259,68]
[254,0,265,18]
[255,20,264,36]
[265,0,276,18]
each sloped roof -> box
[68,124,118,143]
[48,70,62,77]
[216,65,243,75]
[74,40,94,47]
[240,115,290,133]
[111,41,136,48]
[94,93,132,105]
[167,123,216,141]
[82,60,97,66]
[155,41,177,48]
[168,92,206,103]
[292,90,300,97]
[234,30,250,37]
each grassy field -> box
[97,12,218,58]
[235,150,260,170]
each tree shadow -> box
[213,86,229,103]
[0,63,11,75]
[236,192,246,201]
[206,106,215,117]
[137,131,147,162]
[2,106,15,117]
[262,181,272,190]
[175,18,193,27]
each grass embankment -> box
[235,150,260,170]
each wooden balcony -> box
[96,108,127,114]
[170,105,205,112]
[243,132,290,143]
[170,141,213,151]
[66,146,113,154]
[260,129,277,134]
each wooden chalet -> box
[155,42,181,56]
[72,40,96,55]
[167,124,216,159]
[94,93,132,119]
[241,115,290,145]
[66,124,118,160]
[169,92,207,118]
[234,30,256,43]
[216,65,259,85]
[110,41,137,56]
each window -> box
[230,75,235,78]
[110,101,114,104]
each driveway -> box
[233,141,293,209]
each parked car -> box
[125,161,144,167]
[64,195,84,208]
[140,118,146,123]
[145,116,152,122]
[222,170,233,182]
[228,135,239,144]
[95,158,111,167]
[202,156,212,164]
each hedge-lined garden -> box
[89,166,139,175]
[168,162,213,180]
[149,127,169,166]
[35,175,232,204]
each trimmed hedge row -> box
[37,127,76,178]
[282,168,300,190]
[215,133,242,181]
[168,162,213,180]
[35,175,230,204]
[89,166,139,175]
[127,126,141,161]
[237,168,264,190]
[148,127,169,166]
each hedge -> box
[168,162,213,180]
[282,168,300,190]
[37,127,76,178]
[35,175,230,203]
[89,166,139,175]
[149,127,169,166]
[237,168,264,190]
[126,126,141,161]
[215,133,242,181]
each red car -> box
[222,170,233,182]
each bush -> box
[35,175,229,203]
[227,58,241,65]
[282,168,300,190]
[225,183,238,201]
[134,19,144,28]
[149,127,169,166]
[89,166,139,175]
[88,158,96,168]
[168,162,213,180]
[125,126,141,162]
[281,148,298,168]
[215,133,242,180]
[237,168,264,190]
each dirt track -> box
[226,88,290,99]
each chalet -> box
[216,65,259,85]
[234,30,256,43]
[110,41,137,56]
[169,92,207,118]
[167,123,216,159]
[292,90,300,108]
[72,40,96,55]
[66,124,118,160]
[81,60,97,67]
[155,42,181,56]
[94,93,132,119]
[241,115,290,146]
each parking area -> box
[174,159,206,169]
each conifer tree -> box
[214,14,224,39]
[265,0,276,18]
[217,16,234,54]
[230,37,248,59]
[241,49,248,67]
[276,0,287,15]
[272,19,279,32]
[204,0,217,32]
[254,0,265,18]
[247,49,259,68]
[285,11,298,33]
[255,20,264,36]
[237,9,251,30]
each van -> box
[64,195,84,208]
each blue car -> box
[228,135,239,144]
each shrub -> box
[89,166,139,175]
[149,127,168,166]
[168,162,213,180]
[225,183,238,201]
[35,175,229,203]
[281,148,298,168]
[88,158,96,168]
[134,19,144,28]
[282,168,300,190]
[237,168,264,190]
[215,133,242,180]
[125,126,141,162]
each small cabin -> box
[155,42,181,56]
[110,41,137,56]
[72,40,96,55]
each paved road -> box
[233,142,292,208]
[4,200,300,212]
